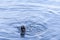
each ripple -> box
[16,20,47,38]
[0,38,9,40]
[0,0,60,40]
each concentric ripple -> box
[0,0,60,40]
[16,20,47,38]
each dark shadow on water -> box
[20,33,25,38]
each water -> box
[0,0,60,40]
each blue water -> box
[0,0,60,40]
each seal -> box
[20,25,26,37]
